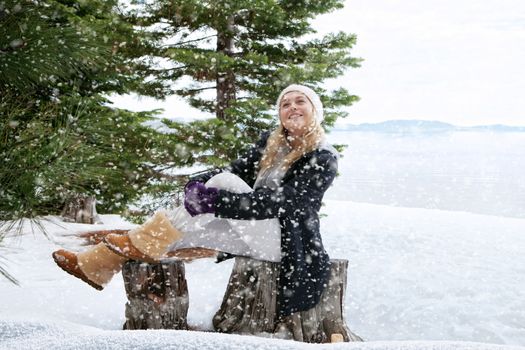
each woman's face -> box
[279,91,315,137]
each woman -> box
[52,84,339,317]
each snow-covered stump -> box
[276,259,364,343]
[61,195,101,224]
[213,257,363,343]
[213,257,279,334]
[122,260,189,330]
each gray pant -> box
[166,172,281,262]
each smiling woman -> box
[52,84,341,320]
[279,91,315,137]
[258,85,328,178]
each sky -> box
[111,0,525,127]
[314,0,525,126]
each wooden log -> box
[61,195,102,224]
[121,260,189,330]
[275,259,364,342]
[212,258,279,334]
[213,257,363,343]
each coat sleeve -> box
[215,151,338,220]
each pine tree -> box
[0,0,197,218]
[0,0,191,282]
[0,0,362,283]
[126,0,362,166]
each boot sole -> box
[52,252,104,291]
[166,247,218,261]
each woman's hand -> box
[184,181,219,216]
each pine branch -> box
[164,34,218,47]
[0,263,19,285]
[175,86,217,96]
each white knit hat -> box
[276,84,324,124]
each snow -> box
[1,130,525,349]
[1,203,524,349]
[2,319,522,350]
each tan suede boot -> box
[124,211,183,260]
[76,242,127,288]
[103,234,159,263]
[52,249,104,290]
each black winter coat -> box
[193,132,338,317]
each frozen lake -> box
[325,130,525,219]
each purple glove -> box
[184,181,219,217]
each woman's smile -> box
[279,91,315,137]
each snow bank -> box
[322,201,525,344]
[1,201,525,349]
[1,319,523,350]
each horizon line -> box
[334,119,525,129]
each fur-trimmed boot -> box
[52,243,126,290]
[103,211,183,262]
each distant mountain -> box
[333,120,525,133]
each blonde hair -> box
[258,122,325,175]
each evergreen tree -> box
[0,0,362,283]
[126,0,362,167]
[0,0,195,219]
[0,0,191,282]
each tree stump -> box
[213,257,363,343]
[61,195,102,224]
[213,258,279,334]
[275,259,364,342]
[122,260,189,330]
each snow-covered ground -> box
[2,130,524,349]
[1,201,524,349]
